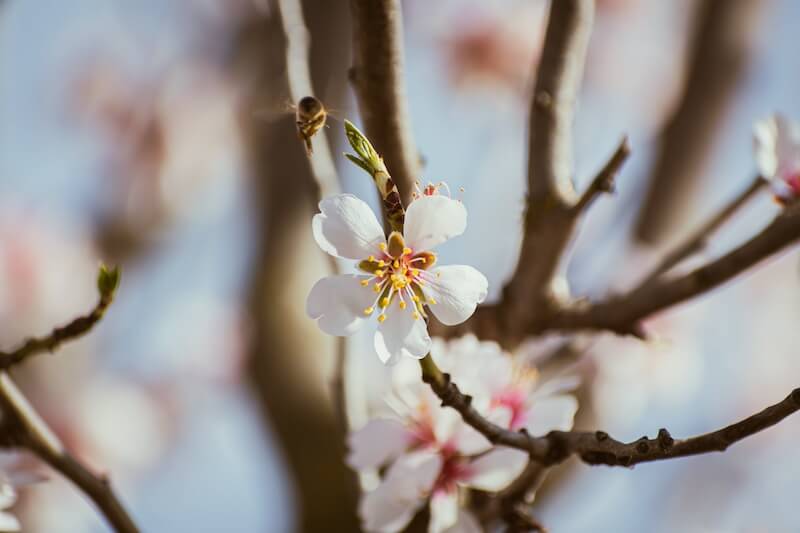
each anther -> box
[375,269,384,277]
[399,301,407,309]
[363,307,374,316]
[373,284,381,293]
[378,314,387,323]
[360,279,369,287]
[380,297,390,308]
[427,297,437,305]
[368,255,375,262]
[402,247,412,256]
[393,260,400,269]
[378,260,386,267]
[379,243,387,252]
[412,312,420,320]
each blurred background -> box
[0,0,798,531]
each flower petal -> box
[374,310,431,365]
[306,275,374,336]
[429,489,459,533]
[360,451,441,533]
[424,266,488,326]
[347,418,412,470]
[442,510,482,533]
[404,195,467,251]
[463,447,528,492]
[0,511,19,532]
[312,194,386,259]
[523,395,578,436]
[754,115,779,179]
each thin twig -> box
[640,175,767,284]
[0,293,114,371]
[348,0,420,204]
[546,207,800,336]
[573,137,630,215]
[420,355,800,467]
[0,374,139,533]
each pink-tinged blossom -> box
[754,114,800,202]
[348,335,579,532]
[349,382,526,533]
[307,192,488,364]
[430,335,579,436]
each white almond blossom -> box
[306,191,488,364]
[348,335,579,533]
[753,114,800,202]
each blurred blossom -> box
[307,193,488,364]
[348,335,578,532]
[753,114,800,202]
[589,317,703,434]
[0,452,46,532]
[70,375,171,478]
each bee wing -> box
[253,97,296,123]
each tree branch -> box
[545,206,800,335]
[0,374,139,533]
[0,265,119,370]
[421,356,800,468]
[502,0,596,332]
[573,136,630,215]
[639,175,766,285]
[349,0,419,204]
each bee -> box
[294,95,328,156]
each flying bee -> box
[294,95,328,156]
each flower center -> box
[432,448,472,495]
[358,231,437,323]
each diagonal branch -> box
[0,265,119,370]
[639,175,766,285]
[544,206,800,335]
[421,355,800,467]
[349,0,419,204]
[0,374,139,533]
[573,136,630,215]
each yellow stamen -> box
[399,301,407,309]
[363,307,374,315]
[375,269,384,277]
[427,297,437,305]
[368,255,375,262]
[403,247,412,256]
[411,269,420,276]
[393,259,400,269]
[379,243,387,252]
[378,260,386,267]
[378,314,387,323]
[373,284,382,293]
[412,312,420,320]
[412,295,420,302]
[360,279,370,287]
[380,297,390,308]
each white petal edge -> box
[360,451,441,533]
[463,447,528,492]
[424,266,488,326]
[306,275,375,336]
[347,419,412,470]
[312,194,386,259]
[754,115,779,179]
[374,310,432,365]
[0,511,19,532]
[429,489,459,533]
[404,195,467,251]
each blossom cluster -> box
[347,336,578,533]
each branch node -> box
[657,428,674,449]
[594,430,609,441]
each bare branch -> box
[502,0,595,330]
[640,175,766,285]
[0,267,118,370]
[349,0,419,204]
[546,207,800,335]
[573,137,630,215]
[0,374,139,533]
[421,356,800,467]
